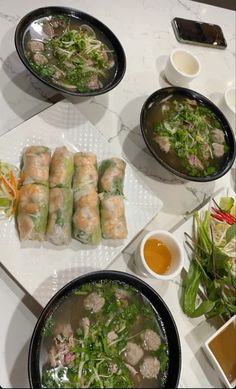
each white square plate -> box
[0,100,162,306]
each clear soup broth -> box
[40,280,169,388]
[145,94,229,177]
[23,14,117,93]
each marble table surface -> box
[0,0,235,387]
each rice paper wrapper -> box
[46,187,73,245]
[98,158,126,195]
[17,183,49,241]
[100,193,127,239]
[73,152,98,192]
[49,146,74,189]
[20,145,51,186]
[73,189,101,245]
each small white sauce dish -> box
[223,87,236,131]
[204,315,236,388]
[134,229,184,280]
[165,48,201,87]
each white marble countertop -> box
[0,0,235,388]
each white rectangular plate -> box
[0,100,162,306]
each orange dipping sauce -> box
[144,238,171,274]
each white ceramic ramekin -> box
[134,229,184,280]
[165,48,201,87]
[224,86,236,131]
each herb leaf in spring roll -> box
[100,194,127,239]
[17,184,49,241]
[46,187,73,245]
[98,158,126,195]
[49,146,74,189]
[20,146,51,186]
[73,152,98,192]
[73,189,101,245]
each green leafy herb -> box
[182,196,236,319]
[42,315,55,337]
[226,223,236,244]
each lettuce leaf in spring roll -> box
[49,146,74,189]
[73,189,101,245]
[17,184,49,241]
[73,152,98,192]
[20,146,51,186]
[98,158,126,195]
[46,187,73,245]
[100,194,127,239]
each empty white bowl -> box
[134,230,184,280]
[204,315,236,388]
[165,48,201,87]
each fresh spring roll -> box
[49,146,74,188]
[46,187,73,245]
[20,146,51,186]
[73,189,101,245]
[98,158,126,195]
[100,194,127,239]
[73,152,98,192]
[17,184,49,241]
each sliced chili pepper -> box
[212,207,236,222]
[211,213,226,223]
[211,207,236,224]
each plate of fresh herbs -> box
[175,191,236,319]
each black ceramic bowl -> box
[28,270,181,389]
[140,87,236,182]
[15,7,126,96]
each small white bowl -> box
[165,48,201,87]
[134,230,184,280]
[224,87,236,131]
[204,315,236,388]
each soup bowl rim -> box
[28,270,181,389]
[140,86,236,182]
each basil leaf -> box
[189,300,216,318]
[183,260,201,316]
[226,223,236,244]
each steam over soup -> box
[146,95,229,177]
[41,281,169,388]
[25,15,116,92]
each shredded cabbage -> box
[0,161,19,219]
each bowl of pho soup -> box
[15,7,126,96]
[140,87,236,182]
[28,271,181,389]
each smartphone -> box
[172,17,227,49]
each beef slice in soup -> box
[84,291,105,313]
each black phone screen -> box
[172,17,227,48]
